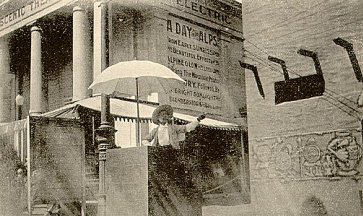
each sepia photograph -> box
[0,0,362,215]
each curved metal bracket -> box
[333,37,362,82]
[239,61,265,99]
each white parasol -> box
[89,60,185,145]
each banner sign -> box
[162,0,242,30]
[0,0,75,37]
[167,15,222,115]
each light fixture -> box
[15,94,24,106]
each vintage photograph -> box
[0,0,362,215]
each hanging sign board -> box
[0,0,75,37]
[161,0,242,31]
[166,15,222,115]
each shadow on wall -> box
[300,195,328,216]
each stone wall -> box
[243,0,363,138]
[240,0,363,215]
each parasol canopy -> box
[89,60,185,97]
[88,60,185,146]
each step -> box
[32,204,49,215]
[21,204,51,216]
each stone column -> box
[0,36,13,122]
[93,0,109,80]
[73,6,92,101]
[29,26,43,116]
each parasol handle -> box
[136,78,141,146]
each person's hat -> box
[152,105,173,124]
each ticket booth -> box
[106,117,248,216]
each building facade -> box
[0,0,248,215]
[0,0,245,123]
[239,0,363,215]
[4,0,363,216]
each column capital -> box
[73,6,86,13]
[30,25,42,33]
[93,0,110,5]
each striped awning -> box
[42,96,241,131]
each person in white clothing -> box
[142,105,205,149]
